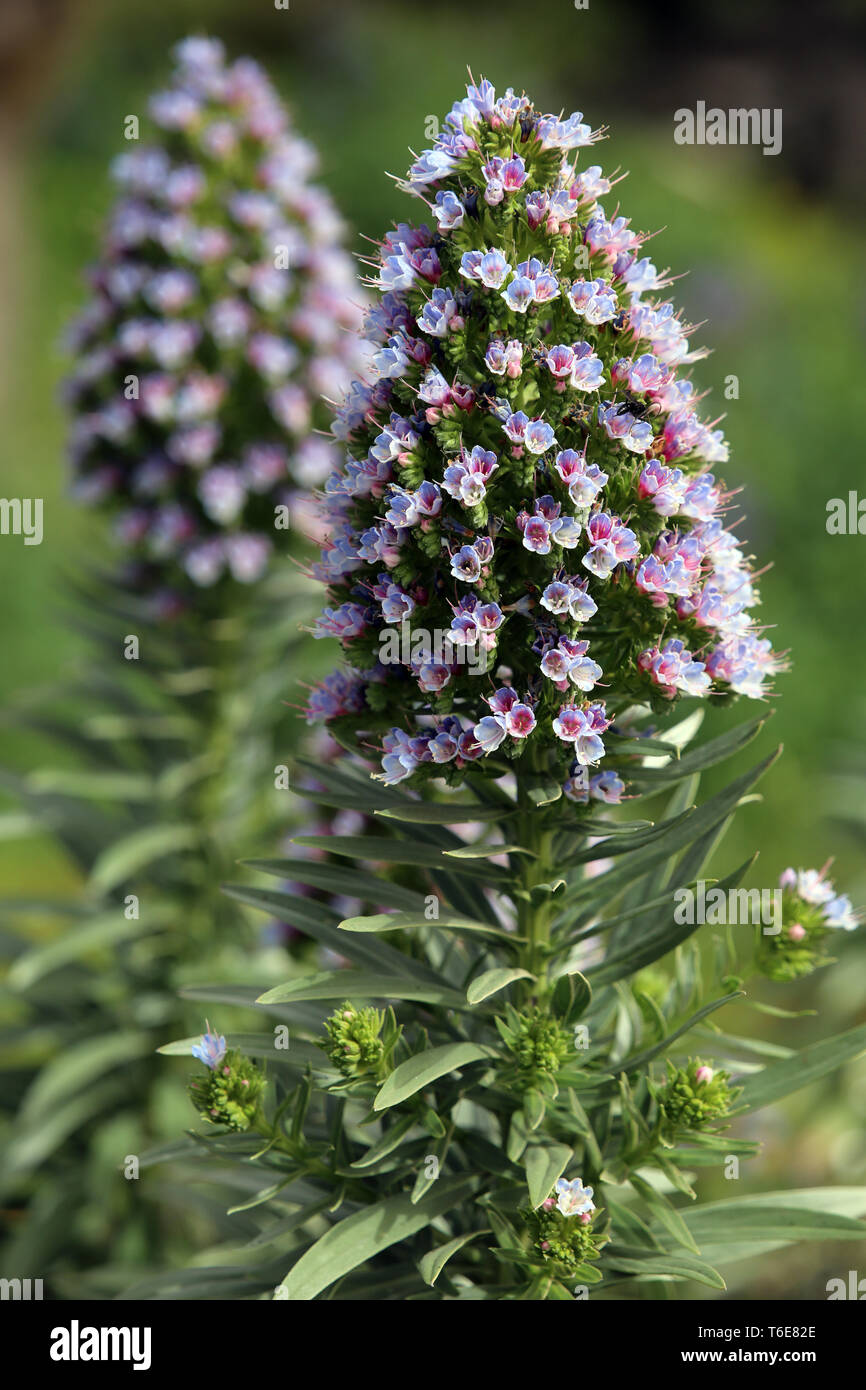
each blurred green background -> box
[1,0,864,1297]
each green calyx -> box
[525,1207,604,1277]
[188,1050,266,1132]
[654,1058,736,1138]
[755,900,834,982]
[322,1001,387,1078]
[500,1006,572,1089]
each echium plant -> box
[756,864,859,982]
[0,39,368,1297]
[65,35,367,613]
[152,82,865,1303]
[307,80,785,782]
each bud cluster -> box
[527,1177,604,1276]
[757,864,859,981]
[654,1058,735,1138]
[499,1005,572,1091]
[188,1045,266,1132]
[322,1000,394,1078]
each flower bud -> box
[656,1058,734,1137]
[188,1047,266,1132]
[322,1000,386,1078]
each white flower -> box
[555,1177,595,1217]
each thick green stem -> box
[515,760,556,995]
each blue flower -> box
[192,1022,227,1070]
[433,190,465,231]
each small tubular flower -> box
[303,79,785,798]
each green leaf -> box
[528,780,562,807]
[26,769,154,801]
[411,1132,450,1205]
[374,1043,496,1110]
[279,1176,479,1299]
[735,1022,866,1114]
[523,1089,545,1131]
[466,967,533,1005]
[292,755,401,808]
[604,1195,659,1250]
[8,907,171,989]
[605,735,682,758]
[339,911,518,943]
[444,843,533,860]
[349,1114,418,1170]
[507,1110,530,1163]
[683,1192,866,1251]
[524,1142,572,1208]
[619,991,744,1073]
[0,812,39,840]
[1,1080,126,1178]
[550,969,592,1025]
[293,834,509,883]
[570,747,779,913]
[89,823,198,892]
[589,855,756,987]
[418,1230,486,1286]
[227,1177,296,1215]
[18,1031,153,1126]
[605,1248,725,1290]
[241,858,426,914]
[629,713,769,784]
[178,984,325,1025]
[748,1000,818,1020]
[223,884,444,985]
[564,808,696,866]
[646,706,706,756]
[574,882,710,941]
[629,1173,700,1254]
[573,816,654,837]
[376,802,511,824]
[258,972,466,1011]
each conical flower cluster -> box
[66,37,369,608]
[305,80,785,796]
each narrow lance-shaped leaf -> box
[589,855,757,987]
[259,972,468,1011]
[734,1023,866,1114]
[374,1043,497,1111]
[278,1176,480,1300]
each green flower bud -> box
[505,1008,571,1089]
[757,934,827,983]
[656,1058,736,1137]
[188,1049,266,1132]
[323,1001,386,1077]
[754,866,858,982]
[525,1206,603,1277]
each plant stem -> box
[516,759,556,995]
